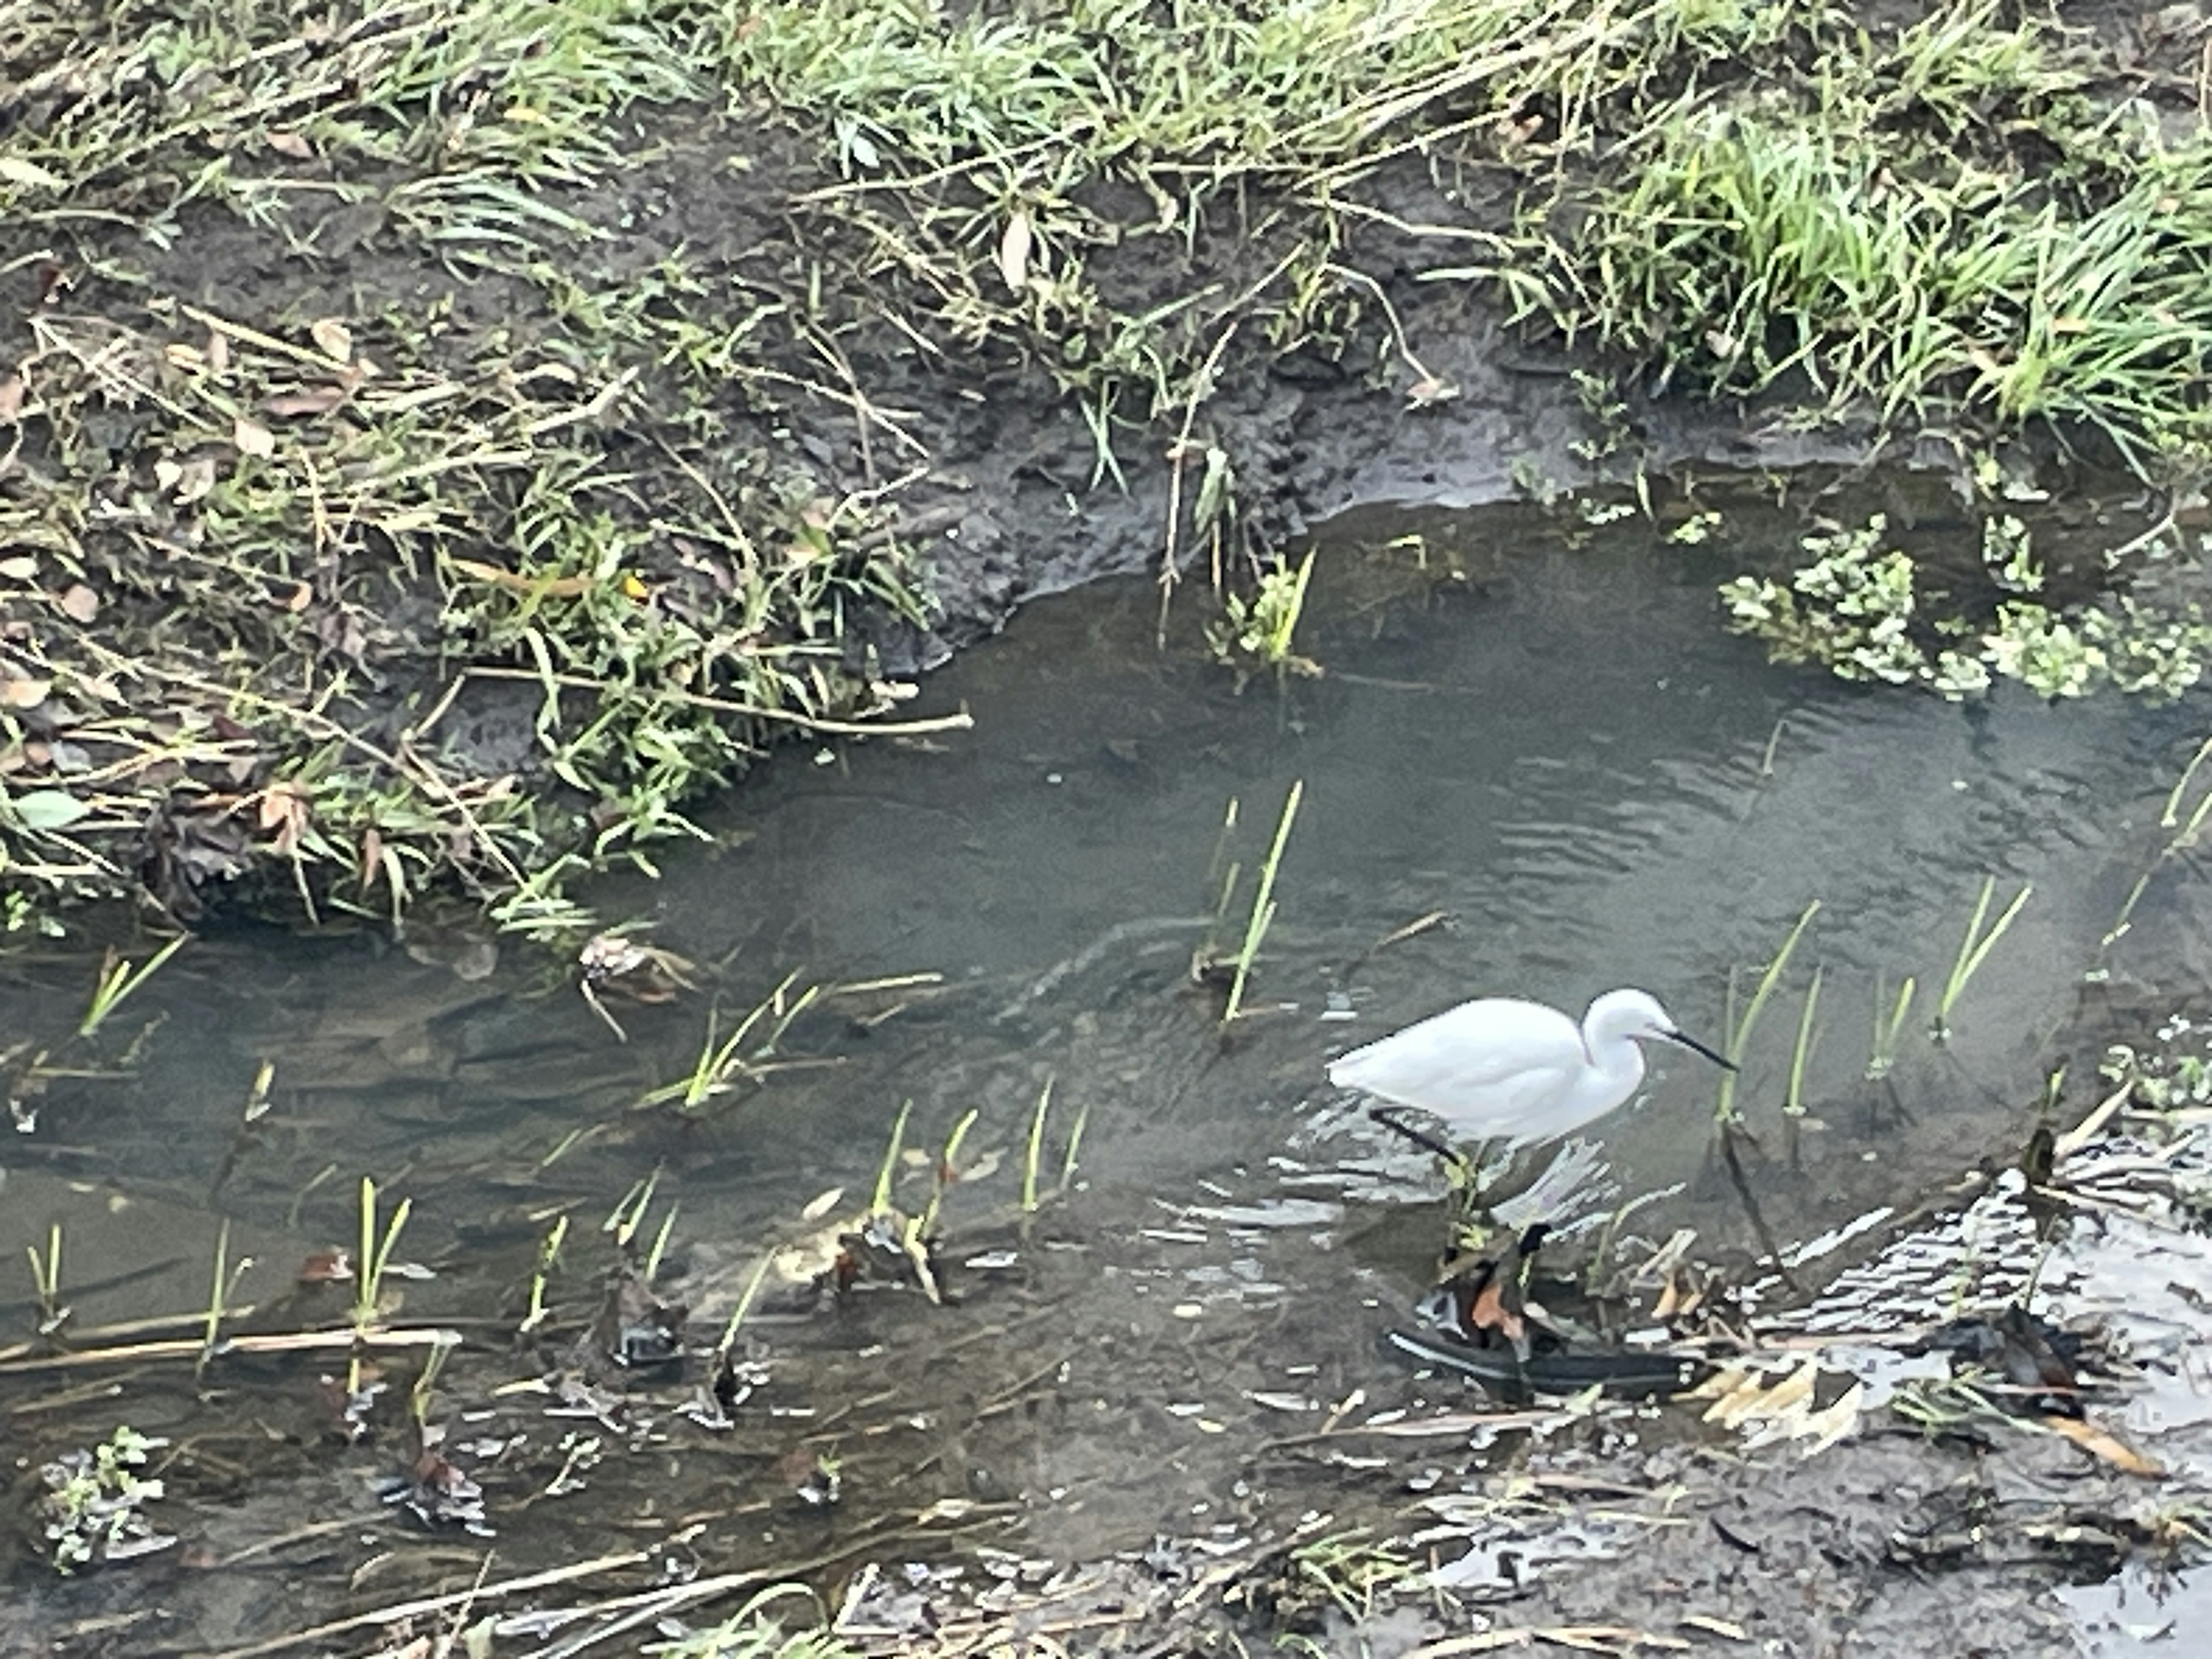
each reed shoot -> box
[1934,876,2032,1041]
[1223,778,1304,1025]
[1868,974,1917,1081]
[79,935,188,1040]
[1713,899,1820,1128]
[1021,1077,1055,1215]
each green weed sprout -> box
[1223,779,1304,1024]
[1933,876,2032,1042]
[26,1220,67,1336]
[351,1175,414,1395]
[1784,964,1824,1166]
[79,935,188,1040]
[1713,900,1820,1129]
[643,971,821,1112]
[1869,974,1917,1081]
[1021,1077,1055,1215]
[871,1100,912,1215]
[521,1214,570,1335]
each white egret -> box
[1329,988,1732,1157]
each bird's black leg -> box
[1367,1104,1457,1162]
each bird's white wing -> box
[1328,998,1585,1142]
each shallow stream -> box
[6,485,2208,1652]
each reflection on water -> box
[3,492,2207,1630]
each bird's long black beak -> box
[1666,1029,1736,1071]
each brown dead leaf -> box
[266,130,315,161]
[284,582,311,613]
[2047,1415,2164,1477]
[1,677,50,709]
[58,584,99,623]
[0,374,22,421]
[233,415,275,457]
[1468,1275,1525,1346]
[309,318,353,363]
[998,209,1032,293]
[206,329,229,375]
[262,385,349,418]
[257,781,312,857]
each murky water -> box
[5,488,2206,1646]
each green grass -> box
[1453,3,2212,477]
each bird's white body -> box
[1328,988,1694,1149]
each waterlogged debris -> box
[37,1427,175,1574]
[801,1186,845,1222]
[1905,1304,2088,1428]
[592,1266,687,1372]
[2046,1416,2164,1478]
[381,1419,491,1535]
[1693,1358,1865,1456]
[577,931,698,1040]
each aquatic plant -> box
[1021,1077,1055,1217]
[1712,900,1820,1130]
[520,1215,569,1336]
[25,1220,67,1336]
[1720,514,2212,702]
[1222,780,1305,1025]
[1207,550,1321,686]
[1933,876,2032,1043]
[1868,975,1917,1082]
[78,936,188,1041]
[643,972,823,1113]
[351,1176,414,1395]
[38,1427,174,1575]
[1784,964,1824,1166]
[641,1585,848,1658]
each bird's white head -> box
[1584,988,1677,1047]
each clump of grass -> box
[1287,1526,1418,1622]
[641,972,823,1113]
[1467,18,2212,476]
[1207,551,1322,687]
